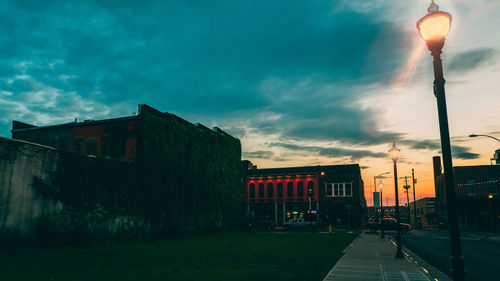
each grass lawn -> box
[0,232,357,281]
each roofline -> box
[11,115,137,133]
[247,164,360,172]
[0,136,56,150]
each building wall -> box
[0,137,61,236]
[243,164,366,228]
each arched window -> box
[249,183,255,198]
[267,183,274,198]
[287,182,294,198]
[86,139,98,156]
[307,181,314,197]
[277,182,283,198]
[259,183,265,198]
[297,181,304,197]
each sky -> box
[1,0,499,206]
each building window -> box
[267,183,274,198]
[287,182,294,197]
[101,135,126,158]
[258,183,265,198]
[297,181,304,197]
[249,183,255,198]
[326,183,333,197]
[467,180,476,196]
[277,182,283,197]
[307,181,314,197]
[74,137,84,152]
[327,182,353,197]
[345,183,352,197]
[86,139,98,156]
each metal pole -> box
[429,38,465,281]
[380,189,385,238]
[393,161,403,258]
[374,176,378,222]
[412,169,417,229]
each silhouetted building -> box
[433,156,500,231]
[243,163,366,228]
[409,197,437,229]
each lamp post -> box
[379,180,385,238]
[469,134,500,165]
[389,141,403,258]
[417,1,465,280]
[412,169,418,229]
[374,172,391,222]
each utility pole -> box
[412,169,418,229]
[401,176,411,224]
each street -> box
[400,230,500,281]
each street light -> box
[389,141,403,258]
[469,134,500,142]
[379,180,385,239]
[417,1,465,280]
[374,172,391,222]
[469,134,500,165]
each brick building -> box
[433,156,500,231]
[243,163,366,228]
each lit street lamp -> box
[374,172,390,222]
[417,1,465,280]
[379,180,385,239]
[389,141,403,258]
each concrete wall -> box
[0,137,61,236]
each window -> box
[277,182,283,197]
[258,183,265,198]
[101,135,126,158]
[86,139,98,156]
[327,182,353,197]
[345,183,352,196]
[74,137,84,152]
[326,183,333,197]
[467,180,476,196]
[267,183,274,198]
[287,182,294,197]
[307,181,314,197]
[297,181,304,197]
[249,183,255,198]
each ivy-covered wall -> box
[1,105,242,246]
[135,105,242,235]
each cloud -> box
[448,47,498,73]
[0,0,409,147]
[242,150,275,159]
[451,146,480,160]
[269,142,386,160]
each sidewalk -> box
[323,232,452,281]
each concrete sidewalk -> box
[323,232,452,281]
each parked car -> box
[363,218,411,233]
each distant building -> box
[433,156,500,231]
[242,163,366,228]
[408,197,437,229]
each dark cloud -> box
[448,47,498,73]
[451,146,480,160]
[269,142,386,160]
[242,151,275,159]
[0,0,408,143]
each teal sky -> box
[1,0,499,204]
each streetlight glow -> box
[417,13,451,41]
[378,181,384,191]
[389,141,400,162]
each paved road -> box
[400,230,500,281]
